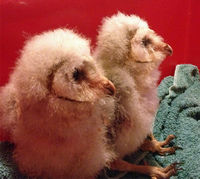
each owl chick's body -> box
[94,13,178,179]
[0,29,116,179]
[102,66,159,158]
[95,12,171,158]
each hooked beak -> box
[101,79,116,96]
[91,78,116,96]
[163,44,173,56]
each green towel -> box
[0,64,199,179]
[154,64,200,179]
[0,142,26,179]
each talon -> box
[170,162,184,174]
[171,162,184,166]
[110,159,179,179]
[168,148,176,154]
[176,168,183,171]
[173,146,183,150]
[141,133,180,156]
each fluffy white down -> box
[95,12,149,65]
[94,12,165,158]
[0,29,115,178]
[104,68,158,158]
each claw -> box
[110,159,182,179]
[171,162,184,174]
[171,162,184,166]
[173,146,183,150]
[176,168,183,171]
[141,133,181,156]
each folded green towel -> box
[0,64,199,179]
[154,64,200,179]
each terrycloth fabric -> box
[0,64,199,179]
[0,142,26,179]
[153,64,200,179]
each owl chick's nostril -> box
[164,44,173,56]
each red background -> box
[0,0,200,86]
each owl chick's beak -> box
[97,78,116,96]
[102,80,116,96]
[163,44,173,56]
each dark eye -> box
[72,68,83,81]
[142,37,151,47]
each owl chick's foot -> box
[110,159,181,179]
[140,133,181,155]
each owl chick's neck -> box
[126,60,161,95]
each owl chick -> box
[94,13,179,179]
[0,28,117,179]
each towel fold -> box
[154,64,200,179]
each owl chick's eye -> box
[72,68,84,81]
[142,37,152,47]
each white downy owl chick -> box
[0,28,116,179]
[94,13,179,179]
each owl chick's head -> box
[129,25,172,64]
[11,29,115,105]
[47,55,116,103]
[95,12,172,69]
